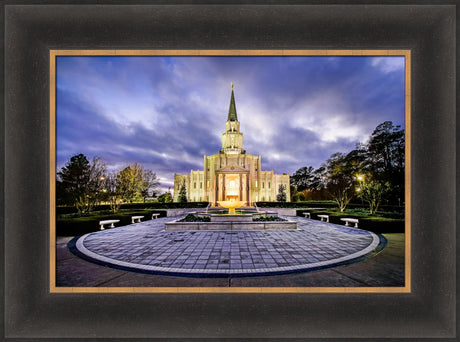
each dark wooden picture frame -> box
[3,2,456,340]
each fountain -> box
[217,195,246,215]
[216,179,246,215]
[165,200,297,231]
[165,171,296,230]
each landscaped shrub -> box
[256,201,337,209]
[347,202,404,213]
[56,202,210,215]
[56,206,80,215]
[253,216,287,222]
[295,208,404,234]
[178,214,211,222]
[358,217,405,234]
[255,201,404,214]
[56,209,166,236]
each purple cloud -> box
[56,56,405,191]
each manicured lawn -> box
[56,209,166,236]
[297,208,405,233]
[56,203,405,236]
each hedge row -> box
[256,201,336,208]
[295,209,405,234]
[58,201,404,215]
[256,201,404,213]
[56,209,167,236]
[57,202,209,216]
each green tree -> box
[178,180,187,203]
[290,166,325,192]
[57,154,90,207]
[83,157,107,210]
[276,184,287,202]
[116,163,145,203]
[139,169,160,202]
[102,172,122,213]
[291,187,307,202]
[56,179,69,206]
[57,154,106,214]
[366,121,405,176]
[324,152,357,212]
[118,164,160,203]
[357,176,391,214]
[290,186,301,202]
[297,192,306,201]
[158,192,173,203]
[365,121,405,203]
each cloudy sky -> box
[56,55,405,192]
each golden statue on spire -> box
[231,82,234,90]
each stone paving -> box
[72,216,382,276]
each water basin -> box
[164,207,297,231]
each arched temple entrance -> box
[214,165,250,206]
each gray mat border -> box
[3,2,456,340]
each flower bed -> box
[253,216,287,222]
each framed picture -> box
[3,3,456,340]
[50,49,410,294]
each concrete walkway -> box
[56,216,405,287]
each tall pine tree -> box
[178,180,188,203]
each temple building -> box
[173,86,290,205]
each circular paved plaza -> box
[71,216,383,277]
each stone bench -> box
[99,219,120,230]
[151,213,160,220]
[303,212,311,219]
[340,218,359,228]
[131,216,144,224]
[317,214,329,222]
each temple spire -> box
[227,83,238,122]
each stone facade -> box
[174,87,290,205]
